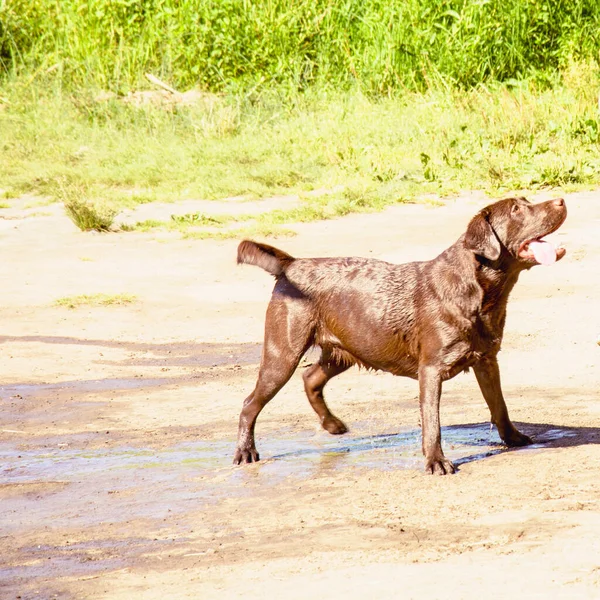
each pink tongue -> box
[529,240,557,265]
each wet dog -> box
[234,197,567,474]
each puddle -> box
[244,422,514,481]
[1,423,578,491]
[0,422,524,520]
[0,422,583,589]
[3,422,574,490]
[1,440,235,483]
[0,422,580,534]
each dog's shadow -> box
[452,421,600,467]
[269,422,600,469]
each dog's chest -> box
[437,311,503,379]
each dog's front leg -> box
[418,365,455,475]
[473,357,532,447]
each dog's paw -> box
[233,447,260,465]
[322,415,348,435]
[503,429,533,447]
[424,456,456,475]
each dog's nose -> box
[553,198,565,207]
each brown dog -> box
[234,197,567,474]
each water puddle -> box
[0,422,579,531]
[1,423,578,487]
[0,421,582,589]
[1,423,548,492]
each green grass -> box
[123,184,408,237]
[170,213,229,227]
[182,223,296,240]
[54,293,137,309]
[2,1,599,93]
[57,179,117,231]
[25,210,52,217]
[127,212,232,232]
[1,63,599,238]
[64,199,117,231]
[1,2,598,244]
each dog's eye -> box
[511,204,521,214]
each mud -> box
[1,190,599,599]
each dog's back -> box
[237,239,420,302]
[237,239,423,373]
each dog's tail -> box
[237,240,295,276]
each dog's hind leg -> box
[303,354,349,434]
[233,293,314,465]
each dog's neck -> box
[473,255,522,314]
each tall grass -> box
[1,61,599,209]
[1,1,600,94]
[1,2,600,218]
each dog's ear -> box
[464,211,501,261]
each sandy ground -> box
[0,189,599,599]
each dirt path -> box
[1,190,599,599]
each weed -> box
[54,293,137,309]
[64,198,116,232]
[182,223,296,241]
[26,211,52,217]
[126,219,178,233]
[536,161,594,187]
[420,153,437,182]
[572,117,600,143]
[170,213,228,226]
[57,179,116,231]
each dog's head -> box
[464,196,567,268]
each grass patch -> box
[1,62,599,234]
[64,198,116,231]
[2,1,599,93]
[127,213,294,239]
[256,185,405,226]
[54,293,137,309]
[58,179,117,231]
[124,215,229,233]
[170,213,229,226]
[182,223,296,240]
[122,185,406,237]
[1,1,600,243]
[23,197,58,209]
[2,188,19,199]
[125,219,173,233]
[0,201,10,209]
[26,210,52,217]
